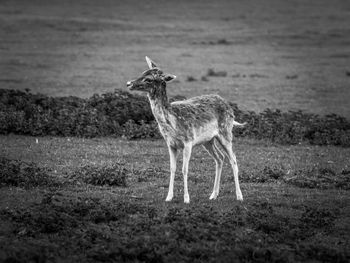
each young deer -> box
[127,57,245,203]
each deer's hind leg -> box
[203,138,225,200]
[182,142,193,203]
[216,134,243,201]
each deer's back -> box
[170,94,234,125]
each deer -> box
[126,57,245,203]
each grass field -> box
[1,135,349,262]
[1,0,350,117]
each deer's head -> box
[127,57,176,93]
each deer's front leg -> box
[182,143,193,204]
[166,146,177,202]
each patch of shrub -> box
[206,68,228,77]
[1,88,350,146]
[69,163,128,187]
[217,38,231,45]
[285,167,350,190]
[232,108,350,146]
[186,76,197,82]
[201,76,209,81]
[0,157,60,188]
[0,89,153,138]
[122,120,160,140]
[194,39,232,45]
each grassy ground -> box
[0,135,349,262]
[1,0,350,117]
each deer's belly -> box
[192,123,219,146]
[158,120,218,148]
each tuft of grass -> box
[122,120,160,140]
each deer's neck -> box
[147,82,171,125]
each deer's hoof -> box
[236,192,243,201]
[209,192,218,200]
[184,195,190,204]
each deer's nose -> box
[126,81,132,87]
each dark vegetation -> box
[1,89,350,146]
[0,157,61,188]
[206,68,228,77]
[0,157,128,188]
[0,89,154,138]
[0,159,348,262]
[0,187,348,262]
[0,198,348,262]
[240,165,350,190]
[69,162,128,187]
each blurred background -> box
[0,0,349,117]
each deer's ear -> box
[163,74,176,82]
[145,56,157,69]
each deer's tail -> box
[232,120,247,127]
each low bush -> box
[122,120,160,140]
[206,68,228,77]
[0,157,60,188]
[232,107,350,146]
[1,88,350,146]
[0,89,152,138]
[69,163,128,187]
[186,76,197,82]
